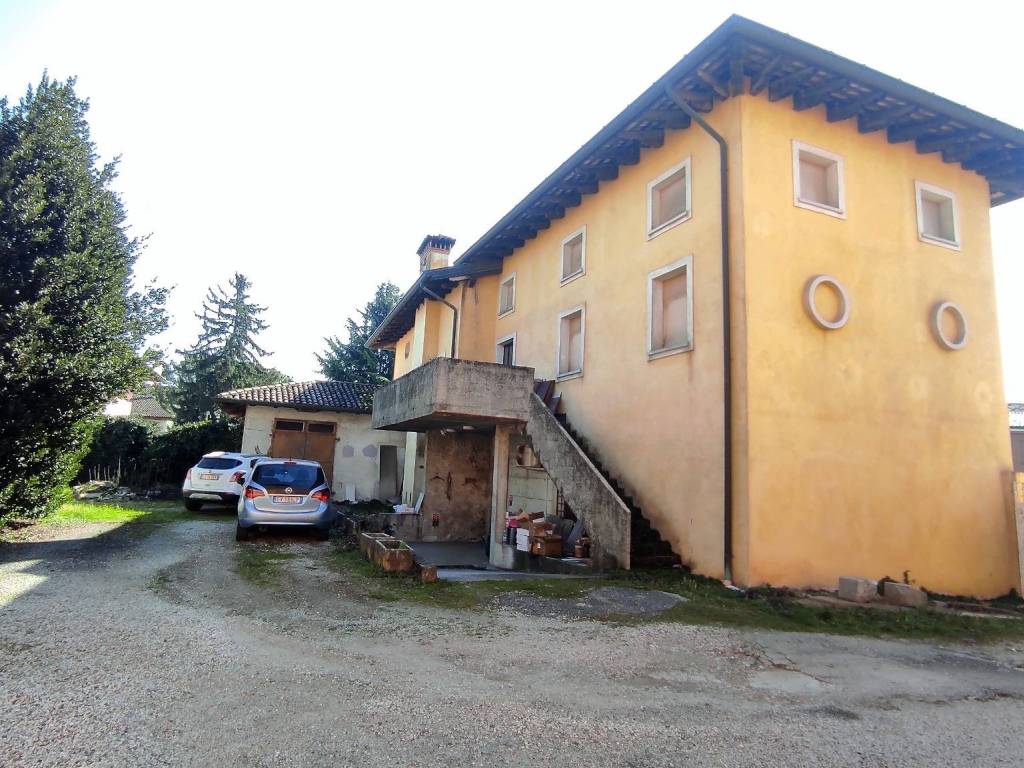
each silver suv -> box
[236,459,333,541]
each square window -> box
[496,335,516,366]
[498,273,516,316]
[915,181,959,248]
[647,158,691,236]
[561,227,586,283]
[647,257,693,358]
[793,141,845,217]
[557,307,585,378]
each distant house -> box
[215,381,407,503]
[1012,404,1024,472]
[103,390,174,433]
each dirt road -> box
[2,520,1024,767]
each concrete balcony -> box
[371,357,536,431]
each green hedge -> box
[139,420,242,485]
[76,418,242,488]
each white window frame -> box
[495,333,517,365]
[560,226,587,285]
[647,256,694,360]
[792,140,846,219]
[915,180,961,250]
[555,304,586,381]
[646,156,692,238]
[497,272,517,317]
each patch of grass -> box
[235,547,298,586]
[327,546,1024,642]
[47,500,235,526]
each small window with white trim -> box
[556,306,585,379]
[793,141,845,217]
[561,227,586,283]
[498,273,516,317]
[647,256,693,358]
[915,181,959,248]
[647,157,691,236]
[496,334,516,366]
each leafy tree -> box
[317,282,400,387]
[0,75,167,521]
[165,273,287,422]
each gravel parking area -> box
[2,519,1024,767]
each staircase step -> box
[631,554,682,569]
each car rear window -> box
[197,457,243,470]
[252,463,325,492]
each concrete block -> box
[837,576,877,603]
[883,581,928,607]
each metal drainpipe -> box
[664,85,733,582]
[422,286,459,359]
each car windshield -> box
[197,457,242,470]
[252,463,324,492]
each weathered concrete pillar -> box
[489,424,517,568]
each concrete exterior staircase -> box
[524,392,632,570]
[528,381,681,570]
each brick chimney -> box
[417,234,456,272]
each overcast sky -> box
[1,0,1021,398]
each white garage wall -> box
[240,405,406,502]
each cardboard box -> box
[531,536,563,557]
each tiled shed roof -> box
[129,394,172,420]
[1011,403,1024,430]
[216,381,375,414]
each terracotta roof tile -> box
[216,381,375,414]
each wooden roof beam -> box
[621,128,665,148]
[886,115,948,143]
[749,54,784,96]
[942,138,1003,164]
[543,191,581,208]
[826,91,882,122]
[728,46,746,96]
[793,75,849,111]
[768,65,815,102]
[642,109,691,130]
[599,141,641,166]
[962,147,1022,172]
[667,85,714,112]
[858,103,915,133]
[915,128,976,154]
[697,66,729,99]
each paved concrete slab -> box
[407,541,489,568]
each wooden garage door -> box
[269,419,336,486]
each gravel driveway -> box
[2,519,1024,767]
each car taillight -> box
[244,487,266,500]
[230,471,245,484]
[310,489,330,503]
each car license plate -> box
[200,473,219,480]
[272,496,302,504]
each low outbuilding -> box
[216,381,406,503]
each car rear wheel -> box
[184,499,203,512]
[235,523,251,542]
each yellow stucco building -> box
[368,16,1024,597]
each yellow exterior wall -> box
[475,99,746,578]
[738,91,1017,596]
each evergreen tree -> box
[317,282,400,387]
[166,273,287,422]
[0,75,168,520]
